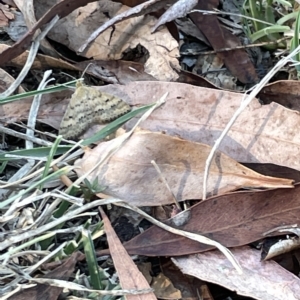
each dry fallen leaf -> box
[0,4,14,27]
[3,79,300,175]
[75,130,293,206]
[0,68,25,94]
[99,207,156,300]
[35,0,180,81]
[120,184,300,256]
[0,44,79,71]
[0,0,97,65]
[259,80,300,111]
[172,246,300,300]
[0,89,72,129]
[98,81,300,171]
[189,1,258,84]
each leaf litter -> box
[1,0,300,299]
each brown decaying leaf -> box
[97,81,300,171]
[99,207,156,300]
[0,44,80,71]
[75,130,293,206]
[177,69,220,89]
[150,273,181,299]
[77,0,176,52]
[0,0,97,65]
[160,257,203,299]
[0,68,25,94]
[120,184,300,256]
[35,0,179,81]
[0,89,72,129]
[0,12,8,27]
[0,4,14,19]
[172,246,300,300]
[8,252,81,300]
[0,4,13,27]
[189,1,258,84]
[259,80,300,111]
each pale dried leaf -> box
[100,208,156,300]
[98,81,300,171]
[172,246,300,300]
[0,89,72,128]
[75,130,293,206]
[151,273,181,299]
[0,3,14,20]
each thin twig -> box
[181,37,289,56]
[151,160,181,210]
[0,125,52,146]
[202,45,300,200]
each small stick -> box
[181,37,289,56]
[151,160,181,210]
[0,125,52,147]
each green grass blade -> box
[82,103,156,146]
[0,146,72,161]
[277,11,298,26]
[40,135,63,189]
[250,25,290,42]
[0,161,7,173]
[82,228,104,290]
[290,11,300,75]
[0,80,77,104]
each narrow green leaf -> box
[290,11,300,73]
[0,80,77,104]
[82,103,156,146]
[82,228,104,290]
[40,135,63,189]
[250,25,290,42]
[0,146,72,161]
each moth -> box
[59,81,131,140]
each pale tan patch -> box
[59,81,131,140]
